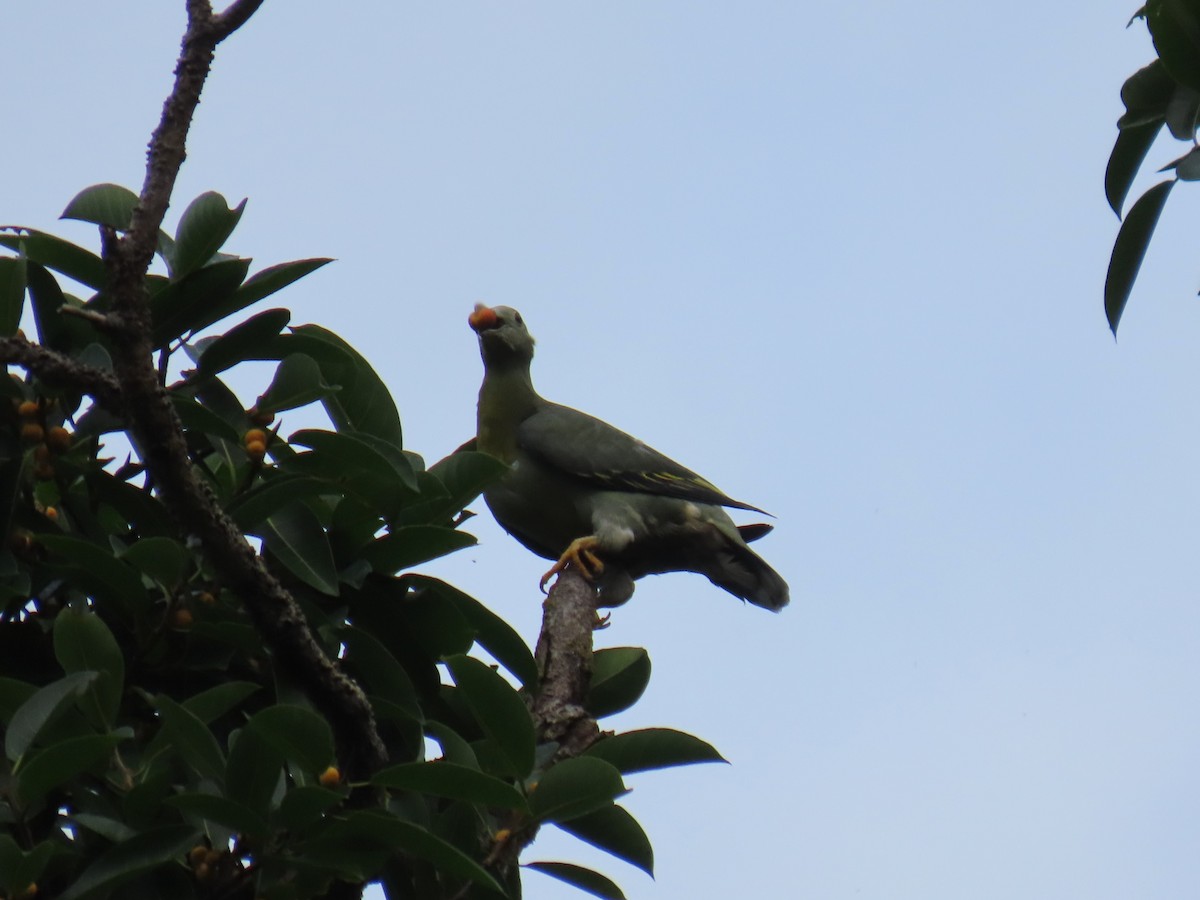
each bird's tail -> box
[705,539,790,611]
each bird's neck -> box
[477,365,539,463]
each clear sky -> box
[6,3,1200,898]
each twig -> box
[100,0,386,777]
[0,336,123,413]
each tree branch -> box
[101,1,386,778]
[487,568,603,874]
[0,336,123,413]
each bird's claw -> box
[539,536,605,592]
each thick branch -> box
[101,1,386,777]
[532,569,602,757]
[487,569,602,874]
[0,336,123,413]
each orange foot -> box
[539,535,605,593]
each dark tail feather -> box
[706,541,789,611]
[612,520,790,612]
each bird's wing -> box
[517,402,765,513]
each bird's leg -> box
[539,535,605,592]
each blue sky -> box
[7,2,1200,898]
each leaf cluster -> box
[0,187,722,900]
[1105,2,1200,333]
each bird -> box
[468,303,789,611]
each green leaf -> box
[556,805,654,877]
[37,534,149,617]
[1105,179,1176,334]
[70,813,136,843]
[529,757,628,824]
[275,784,343,831]
[286,428,414,515]
[61,183,139,229]
[257,501,340,596]
[584,728,726,774]
[525,861,626,900]
[258,353,337,413]
[149,256,253,348]
[123,536,188,590]
[156,695,226,782]
[586,647,651,719]
[426,450,510,520]
[228,474,334,531]
[288,325,403,446]
[169,392,242,443]
[181,681,260,723]
[1163,144,1200,180]
[0,229,107,289]
[227,257,332,309]
[307,810,505,895]
[409,576,538,688]
[6,671,97,762]
[15,733,124,808]
[196,307,292,378]
[248,704,335,775]
[445,655,535,779]
[165,792,269,837]
[58,824,198,900]
[361,526,476,574]
[425,721,480,769]
[171,192,247,280]
[84,470,174,538]
[372,761,527,809]
[53,607,125,729]
[1106,120,1163,215]
[0,256,26,336]
[225,725,284,817]
[1147,0,1200,94]
[26,262,98,356]
[339,625,424,721]
[1118,59,1174,128]
[0,835,54,896]
[1165,82,1200,138]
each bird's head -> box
[469,304,536,369]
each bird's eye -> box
[514,313,523,325]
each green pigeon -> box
[469,303,789,611]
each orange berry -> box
[243,428,267,446]
[493,828,512,843]
[16,400,38,418]
[44,507,58,522]
[198,591,216,606]
[193,861,211,882]
[318,765,341,787]
[249,406,275,427]
[20,423,44,444]
[45,426,71,453]
[33,444,50,464]
[170,608,194,629]
[187,844,209,866]
[245,440,267,461]
[203,848,222,866]
[18,883,37,899]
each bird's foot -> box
[593,610,611,630]
[539,536,605,593]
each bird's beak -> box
[468,304,500,332]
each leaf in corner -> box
[1104,179,1175,335]
[257,502,340,596]
[524,861,626,900]
[170,192,247,280]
